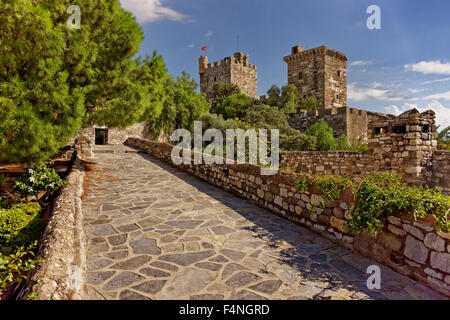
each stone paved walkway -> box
[82,146,445,300]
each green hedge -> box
[0,198,45,255]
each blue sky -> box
[119,0,450,127]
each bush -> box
[296,172,450,234]
[305,121,349,151]
[0,241,40,297]
[216,94,253,120]
[0,198,44,255]
[13,161,64,199]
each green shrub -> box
[296,172,450,234]
[0,198,44,255]
[0,174,4,188]
[349,173,450,234]
[0,241,40,297]
[13,161,64,199]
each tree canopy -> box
[0,0,167,163]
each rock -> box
[430,252,450,273]
[86,271,116,285]
[330,216,347,233]
[377,233,402,251]
[404,235,428,264]
[108,234,127,246]
[423,233,445,252]
[132,280,167,295]
[190,294,224,300]
[248,280,282,295]
[225,271,262,288]
[333,207,344,218]
[403,224,424,240]
[219,249,246,261]
[221,263,248,279]
[211,225,235,235]
[130,238,161,255]
[102,272,145,291]
[160,268,213,298]
[119,290,151,300]
[387,224,407,237]
[229,290,267,300]
[388,216,402,227]
[139,267,171,278]
[165,219,204,229]
[110,256,152,270]
[159,250,215,266]
[424,268,443,280]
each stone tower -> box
[199,52,258,101]
[283,45,347,108]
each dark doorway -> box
[95,128,108,145]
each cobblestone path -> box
[82,146,445,300]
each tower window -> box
[298,72,303,80]
[336,94,339,99]
[214,77,217,82]
[422,125,430,133]
[337,71,341,77]
[393,125,407,134]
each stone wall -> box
[288,106,368,144]
[280,151,374,179]
[125,137,450,296]
[199,52,258,101]
[74,122,151,146]
[283,45,347,108]
[429,151,450,196]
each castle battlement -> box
[284,45,347,109]
[199,52,258,101]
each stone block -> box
[404,235,428,264]
[424,233,445,252]
[430,252,450,273]
[403,224,424,240]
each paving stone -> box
[132,280,167,295]
[139,267,171,278]
[225,271,262,288]
[105,251,128,260]
[160,268,213,298]
[110,256,152,270]
[130,238,161,255]
[108,234,128,246]
[117,224,140,233]
[248,280,282,294]
[220,249,246,261]
[195,262,222,271]
[221,263,249,279]
[87,258,113,271]
[159,250,215,266]
[190,294,224,300]
[229,290,267,300]
[119,290,151,300]
[165,220,204,229]
[211,226,235,235]
[149,261,179,272]
[87,271,116,285]
[102,272,145,291]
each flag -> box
[202,46,207,51]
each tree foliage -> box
[0,0,166,164]
[212,82,240,104]
[148,72,210,136]
[215,94,253,120]
[305,121,348,151]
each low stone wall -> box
[280,151,374,179]
[430,151,450,196]
[19,155,86,300]
[126,137,450,296]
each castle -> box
[199,52,258,100]
[199,45,377,144]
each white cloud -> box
[348,83,414,102]
[119,0,188,23]
[404,60,450,75]
[424,77,450,84]
[187,43,195,49]
[385,100,450,128]
[205,30,213,39]
[349,60,372,67]
[423,90,450,101]
[407,88,427,94]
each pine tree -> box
[0,0,167,163]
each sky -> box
[118,0,450,128]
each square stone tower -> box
[283,45,347,108]
[199,52,258,101]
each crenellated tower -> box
[199,52,258,101]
